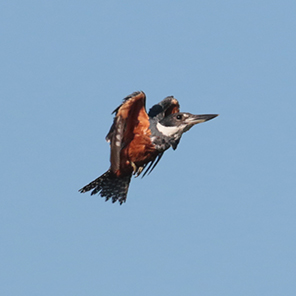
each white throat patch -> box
[156,122,184,137]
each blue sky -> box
[1,1,296,295]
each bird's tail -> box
[79,170,132,204]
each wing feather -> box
[148,96,180,120]
[107,91,149,174]
[141,152,164,178]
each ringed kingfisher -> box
[79,91,218,204]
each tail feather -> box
[79,170,132,204]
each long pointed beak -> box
[186,114,219,124]
[183,114,218,132]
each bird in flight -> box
[79,91,218,204]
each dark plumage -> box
[79,91,218,204]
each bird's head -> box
[156,112,218,137]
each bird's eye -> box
[176,114,182,120]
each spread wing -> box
[106,91,149,174]
[148,96,180,120]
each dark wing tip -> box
[141,152,164,178]
[148,96,180,118]
[112,91,146,114]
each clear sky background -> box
[1,1,296,295]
